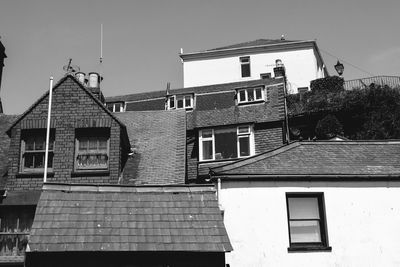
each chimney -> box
[75,72,86,85]
[273,59,286,78]
[87,72,105,104]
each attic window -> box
[20,129,55,173]
[240,56,251,77]
[167,95,193,110]
[106,102,124,112]
[75,128,110,171]
[237,87,265,104]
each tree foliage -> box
[287,77,400,140]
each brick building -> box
[0,74,231,267]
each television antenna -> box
[63,58,80,73]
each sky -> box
[0,0,399,114]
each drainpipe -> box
[217,177,223,210]
[44,76,53,183]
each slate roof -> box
[105,78,281,104]
[204,39,302,52]
[28,183,232,252]
[0,114,19,189]
[211,140,400,178]
[115,110,186,185]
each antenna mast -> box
[99,24,103,87]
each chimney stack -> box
[83,72,105,104]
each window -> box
[260,73,271,79]
[237,87,265,104]
[0,206,35,256]
[20,129,54,173]
[106,102,124,112]
[240,56,251,77]
[199,125,254,161]
[286,193,331,251]
[167,95,193,110]
[75,128,110,171]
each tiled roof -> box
[0,114,18,189]
[204,39,302,52]
[211,140,400,177]
[115,110,186,185]
[28,183,232,252]
[106,78,281,104]
[187,83,285,129]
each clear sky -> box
[0,0,399,114]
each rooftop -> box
[116,110,186,185]
[211,140,400,178]
[28,183,232,253]
[204,38,302,52]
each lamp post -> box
[334,60,344,77]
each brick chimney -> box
[77,72,105,104]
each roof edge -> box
[211,174,400,181]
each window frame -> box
[167,94,193,110]
[74,128,110,172]
[240,56,251,78]
[20,129,55,173]
[237,86,265,104]
[286,192,331,252]
[106,102,125,113]
[198,125,255,162]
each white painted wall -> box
[220,180,400,267]
[183,48,325,93]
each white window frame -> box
[237,87,265,104]
[198,125,255,161]
[107,102,125,112]
[167,94,193,110]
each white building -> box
[180,39,328,94]
[210,140,400,267]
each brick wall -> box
[6,76,123,191]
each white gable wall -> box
[183,48,325,94]
[220,180,400,267]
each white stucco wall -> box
[183,48,325,93]
[220,180,400,267]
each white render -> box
[219,180,400,267]
[181,41,327,94]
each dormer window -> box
[20,129,55,173]
[106,102,124,112]
[75,128,110,171]
[237,87,265,104]
[167,95,193,110]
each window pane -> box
[202,130,212,138]
[26,138,34,151]
[290,220,321,243]
[239,90,246,102]
[202,140,213,160]
[239,136,250,156]
[115,103,122,112]
[34,154,44,168]
[288,198,320,219]
[47,153,53,168]
[215,128,237,159]
[35,136,45,150]
[24,154,34,168]
[185,96,192,107]
[98,138,107,150]
[89,138,97,150]
[177,98,184,109]
[247,89,255,101]
[169,97,175,108]
[241,64,250,77]
[106,104,114,112]
[255,88,262,99]
[79,139,88,151]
